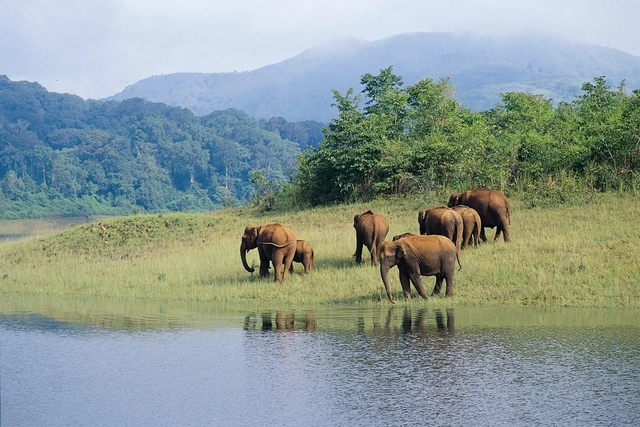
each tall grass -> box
[0,193,639,308]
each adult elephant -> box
[447,188,511,242]
[451,205,482,248]
[417,206,463,259]
[378,235,460,304]
[354,210,389,266]
[240,223,297,282]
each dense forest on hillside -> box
[1,68,639,218]
[0,76,324,218]
[282,67,639,208]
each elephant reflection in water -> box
[373,307,455,333]
[435,309,455,330]
[243,311,316,331]
[404,307,454,333]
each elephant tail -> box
[371,221,381,251]
[454,217,463,259]
[456,251,462,271]
[258,241,295,249]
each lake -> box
[1,296,639,426]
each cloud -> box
[1,0,638,99]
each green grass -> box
[1,193,639,308]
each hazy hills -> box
[108,32,640,122]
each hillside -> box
[0,76,324,218]
[108,32,640,122]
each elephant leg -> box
[444,273,454,298]
[303,255,311,274]
[462,230,471,249]
[480,227,488,243]
[370,243,378,266]
[432,274,443,296]
[502,226,511,243]
[289,263,295,274]
[258,248,270,277]
[399,270,412,300]
[409,272,429,300]
[494,228,502,241]
[272,251,285,282]
[282,248,295,281]
[354,237,363,263]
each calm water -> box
[1,302,639,426]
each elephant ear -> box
[244,226,258,246]
[396,242,406,261]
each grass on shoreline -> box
[0,193,639,308]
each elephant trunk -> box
[240,242,255,273]
[380,263,396,304]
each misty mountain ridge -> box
[108,32,640,122]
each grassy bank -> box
[0,193,639,308]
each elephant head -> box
[354,210,373,228]
[378,241,404,304]
[240,226,259,273]
[447,193,462,207]
[417,209,428,234]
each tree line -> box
[286,67,639,208]
[2,68,639,218]
[0,76,323,218]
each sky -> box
[1,0,639,100]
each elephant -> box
[417,206,463,259]
[447,188,511,242]
[291,240,314,274]
[353,210,389,266]
[378,235,461,304]
[270,240,315,274]
[240,223,297,282]
[451,205,482,248]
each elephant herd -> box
[240,188,511,304]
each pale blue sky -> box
[1,0,638,99]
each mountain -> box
[108,32,640,122]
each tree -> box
[360,66,408,139]
[406,77,460,138]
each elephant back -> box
[452,205,482,227]
[457,188,509,227]
[258,223,297,247]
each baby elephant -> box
[379,235,461,304]
[291,240,315,273]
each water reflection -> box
[241,307,454,334]
[401,307,454,333]
[243,311,317,332]
[2,301,639,426]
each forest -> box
[0,75,323,218]
[286,67,640,209]
[1,68,639,218]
